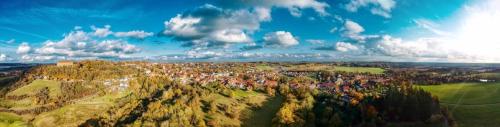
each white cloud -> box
[163,1,329,50]
[329,27,338,33]
[90,25,153,39]
[413,19,451,36]
[74,26,82,30]
[370,8,391,18]
[373,35,483,62]
[345,0,396,18]
[16,42,32,54]
[336,42,359,52]
[263,31,299,47]
[154,52,334,61]
[344,20,365,34]
[306,39,325,45]
[163,4,262,48]
[186,50,225,59]
[91,25,112,37]
[114,30,154,39]
[341,20,379,42]
[271,0,330,16]
[30,27,141,60]
[20,55,59,62]
[211,29,252,44]
[163,15,203,39]
[368,0,500,63]
[6,39,15,44]
[254,7,272,21]
[220,0,330,17]
[0,54,7,61]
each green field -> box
[32,91,131,127]
[419,82,500,127]
[7,80,62,99]
[0,112,28,127]
[333,66,385,74]
[255,64,275,71]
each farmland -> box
[284,64,385,74]
[419,82,500,127]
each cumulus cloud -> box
[16,42,32,54]
[163,4,259,48]
[217,0,330,17]
[254,7,272,21]
[313,41,361,52]
[35,29,140,58]
[0,54,7,61]
[20,55,61,62]
[344,20,365,35]
[163,1,330,51]
[12,26,143,62]
[373,35,476,61]
[89,25,153,39]
[152,52,334,61]
[263,31,299,47]
[91,25,113,37]
[163,15,203,40]
[114,30,154,39]
[345,0,396,18]
[306,39,325,45]
[336,42,359,52]
[340,20,379,43]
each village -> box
[42,60,496,106]
[2,60,500,126]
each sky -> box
[0,0,499,63]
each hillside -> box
[0,61,448,127]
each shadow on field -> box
[242,95,284,127]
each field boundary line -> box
[450,85,467,112]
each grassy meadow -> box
[32,91,132,127]
[333,66,385,74]
[0,112,28,127]
[7,80,62,99]
[419,82,500,127]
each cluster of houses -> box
[116,62,391,94]
[138,63,281,90]
[48,61,392,103]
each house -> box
[57,60,75,67]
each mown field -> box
[419,82,500,127]
[7,80,62,99]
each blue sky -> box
[1,0,499,63]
